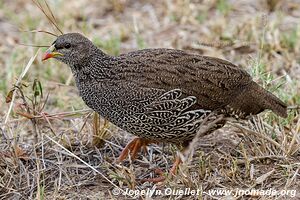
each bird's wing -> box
[122,88,212,142]
[119,48,253,110]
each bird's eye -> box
[65,43,71,49]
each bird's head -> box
[42,33,96,67]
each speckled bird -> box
[43,33,287,182]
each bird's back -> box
[111,48,287,118]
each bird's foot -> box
[140,168,166,183]
[140,156,182,183]
[117,137,157,163]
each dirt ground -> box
[0,0,300,199]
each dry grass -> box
[0,0,300,199]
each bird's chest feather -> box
[76,79,163,127]
[77,81,119,117]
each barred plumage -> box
[43,32,287,147]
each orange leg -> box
[118,138,186,183]
[140,155,183,183]
[117,137,157,163]
[170,155,182,175]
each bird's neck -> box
[72,48,115,82]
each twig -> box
[183,113,226,163]
[287,116,300,155]
[229,122,286,153]
[45,135,124,192]
[236,155,287,165]
[4,49,40,125]
[1,108,93,126]
[19,29,58,37]
[31,0,63,35]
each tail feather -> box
[252,82,287,118]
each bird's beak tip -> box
[42,44,63,61]
[42,49,64,61]
[42,52,54,61]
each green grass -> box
[216,0,231,15]
[135,34,146,49]
[93,34,121,56]
[281,26,299,51]
[196,11,207,24]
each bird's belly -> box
[125,126,197,144]
[80,92,195,143]
[78,83,224,145]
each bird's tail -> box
[251,82,287,118]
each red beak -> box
[42,44,63,61]
[42,52,54,61]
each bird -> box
[42,32,287,182]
